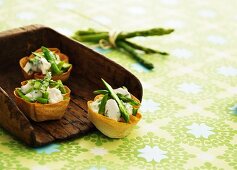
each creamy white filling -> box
[114,87,131,98]
[55,54,61,64]
[47,87,63,104]
[21,81,33,94]
[91,98,134,121]
[91,86,133,121]
[25,90,42,100]
[39,57,51,74]
[24,57,51,74]
[123,102,133,115]
[23,62,32,73]
[90,98,102,113]
[105,99,121,121]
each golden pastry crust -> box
[19,48,72,82]
[87,95,142,138]
[14,84,71,122]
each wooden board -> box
[0,25,143,147]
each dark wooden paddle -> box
[0,25,143,147]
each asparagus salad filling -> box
[91,79,140,122]
[23,46,71,75]
[16,72,67,104]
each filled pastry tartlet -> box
[14,72,70,122]
[20,46,72,82]
[87,79,142,138]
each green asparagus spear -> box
[72,33,109,42]
[73,28,174,42]
[34,81,41,89]
[40,72,51,93]
[101,79,130,122]
[32,52,45,58]
[98,94,109,114]
[16,89,32,102]
[117,28,174,40]
[51,63,63,75]
[123,40,168,55]
[93,90,109,95]
[75,28,107,36]
[117,41,154,69]
[43,92,49,99]
[41,46,62,75]
[36,97,48,104]
[62,63,72,71]
[59,86,66,94]
[57,80,66,94]
[57,61,64,70]
[132,108,138,116]
[117,93,139,106]
[72,27,174,70]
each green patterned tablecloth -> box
[0,0,237,169]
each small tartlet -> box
[14,79,71,122]
[88,95,142,138]
[19,47,72,82]
[87,79,142,138]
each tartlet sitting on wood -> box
[87,79,142,138]
[20,46,72,82]
[14,72,70,122]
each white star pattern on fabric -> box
[199,10,216,18]
[186,123,215,138]
[217,66,237,76]
[207,35,226,45]
[55,28,73,36]
[16,12,35,20]
[32,165,50,170]
[128,6,146,15]
[138,145,167,162]
[171,48,193,59]
[197,153,214,161]
[140,99,160,112]
[90,147,108,156]
[89,167,106,170]
[57,2,75,10]
[164,20,185,28]
[160,0,179,5]
[92,16,112,25]
[178,83,202,94]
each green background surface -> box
[0,0,237,169]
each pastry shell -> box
[19,48,72,82]
[87,95,142,138]
[14,81,71,122]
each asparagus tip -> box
[159,52,169,55]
